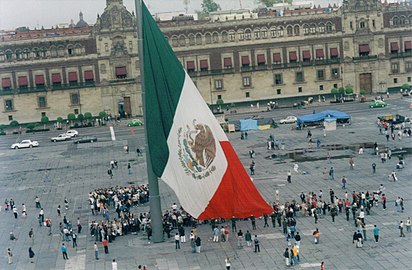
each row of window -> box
[389,41,412,53]
[391,15,412,26]
[184,48,340,72]
[1,70,95,90]
[0,44,85,62]
[391,61,412,74]
[168,22,335,47]
[213,68,340,90]
[3,93,79,112]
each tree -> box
[10,120,19,128]
[360,90,366,95]
[99,111,107,119]
[84,112,92,122]
[26,123,38,131]
[201,0,221,14]
[330,88,339,94]
[216,98,224,105]
[41,116,49,129]
[258,0,292,7]
[56,117,63,128]
[67,113,76,125]
[401,83,410,90]
[338,87,346,95]
[345,86,354,95]
[77,113,84,124]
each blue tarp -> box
[240,119,259,131]
[297,110,351,125]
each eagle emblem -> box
[177,120,216,180]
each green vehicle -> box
[127,119,144,126]
[369,100,387,108]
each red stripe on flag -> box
[198,141,272,220]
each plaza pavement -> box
[0,97,411,269]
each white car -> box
[51,134,71,142]
[280,116,297,124]
[65,130,78,137]
[11,139,39,149]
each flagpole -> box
[135,0,164,243]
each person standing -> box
[195,236,201,253]
[94,242,99,260]
[179,225,186,243]
[231,217,237,232]
[103,238,109,254]
[406,217,411,233]
[399,221,406,237]
[245,230,252,246]
[112,259,118,270]
[341,176,347,189]
[225,257,231,270]
[237,230,244,248]
[174,233,181,249]
[251,215,256,230]
[329,167,334,180]
[61,243,69,260]
[7,248,13,264]
[212,226,219,242]
[64,198,69,210]
[72,232,78,248]
[263,214,269,228]
[284,248,290,266]
[254,235,260,252]
[373,225,380,242]
[321,261,325,270]
[57,205,61,217]
[372,163,376,174]
[28,247,35,263]
[287,170,291,183]
[127,163,132,175]
[29,227,34,241]
[13,206,18,219]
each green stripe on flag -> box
[142,3,185,177]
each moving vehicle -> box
[73,136,97,144]
[127,119,143,127]
[279,116,297,124]
[11,140,39,149]
[65,130,79,137]
[369,100,387,108]
[51,134,71,142]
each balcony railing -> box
[0,82,97,96]
[352,55,378,61]
[390,51,412,59]
[51,81,96,90]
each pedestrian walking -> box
[136,148,143,156]
[29,227,34,240]
[399,221,405,237]
[34,196,41,208]
[77,217,82,234]
[406,217,411,233]
[287,170,291,183]
[372,163,376,173]
[329,167,334,180]
[313,228,320,244]
[254,235,260,252]
[57,205,61,217]
[7,248,13,264]
[72,232,78,248]
[127,163,132,175]
[321,261,325,270]
[64,198,69,210]
[108,168,113,179]
[249,162,255,175]
[245,230,252,246]
[28,247,35,263]
[13,206,18,219]
[322,167,328,180]
[225,257,231,270]
[112,259,118,270]
[61,243,69,260]
[373,225,379,242]
[103,238,109,253]
[237,230,243,248]
[251,215,256,230]
[284,248,290,266]
[341,176,347,189]
[349,157,355,169]
[94,242,99,260]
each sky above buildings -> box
[3,0,394,31]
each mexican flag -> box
[142,3,272,220]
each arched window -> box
[205,33,212,44]
[408,15,412,25]
[287,26,293,36]
[171,36,178,47]
[254,28,260,39]
[359,21,366,29]
[228,31,235,42]
[32,47,40,58]
[270,27,277,38]
[74,44,82,55]
[67,45,74,55]
[0,51,5,62]
[399,16,406,25]
[40,47,47,57]
[23,48,30,59]
[178,35,186,46]
[293,25,300,36]
[221,31,228,42]
[195,34,202,45]
[212,32,219,43]
[5,50,13,61]
[261,27,268,38]
[310,24,316,34]
[326,22,333,32]
[277,26,284,37]
[303,24,310,35]
[318,23,325,33]
[238,30,244,40]
[245,29,252,40]
[392,16,399,26]
[57,45,65,57]
[188,34,195,45]
[15,49,22,60]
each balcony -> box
[390,51,412,59]
[352,55,378,61]
[51,81,96,91]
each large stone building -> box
[1,0,411,124]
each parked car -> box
[11,139,39,149]
[73,136,97,144]
[369,100,387,108]
[279,116,297,124]
[65,130,79,137]
[51,134,71,142]
[127,119,143,127]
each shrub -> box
[56,117,64,123]
[330,88,339,94]
[99,111,107,119]
[67,113,76,122]
[84,112,92,121]
[401,83,410,90]
[216,99,224,105]
[10,120,19,128]
[360,90,366,95]
[345,86,354,95]
[77,113,84,122]
[26,123,39,131]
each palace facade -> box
[1,0,411,124]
